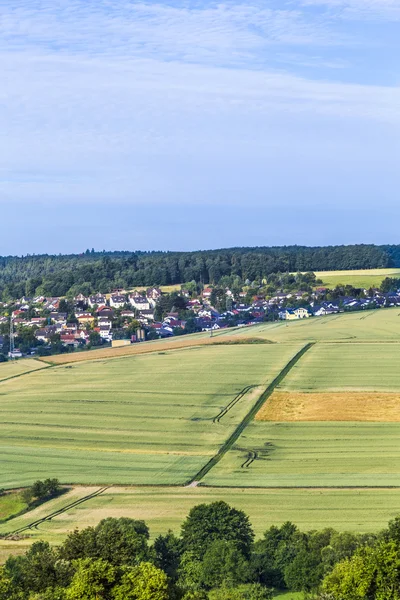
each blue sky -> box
[1,0,399,254]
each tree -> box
[153,531,182,582]
[5,542,60,595]
[208,584,272,600]
[181,502,254,560]
[65,558,117,600]
[88,331,102,347]
[200,540,250,589]
[94,518,149,566]
[322,541,400,600]
[59,528,98,562]
[111,562,170,600]
[283,549,324,592]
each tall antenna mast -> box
[9,314,14,359]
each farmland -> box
[2,307,400,559]
[314,268,400,289]
[203,421,400,487]
[0,343,302,489]
[203,338,400,488]
[2,485,400,559]
[0,358,48,382]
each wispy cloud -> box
[0,0,399,217]
[301,0,400,21]
[0,1,343,68]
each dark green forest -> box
[0,244,397,299]
[2,501,400,599]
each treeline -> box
[2,501,400,599]
[0,244,395,299]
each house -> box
[98,317,112,329]
[60,334,80,348]
[129,295,150,311]
[202,288,212,299]
[50,312,68,324]
[146,287,162,300]
[313,303,339,317]
[77,313,95,326]
[120,310,135,318]
[138,309,154,322]
[88,295,106,307]
[74,293,88,304]
[96,306,114,319]
[110,295,127,308]
[279,307,311,320]
[35,326,57,342]
[99,326,113,342]
[28,317,46,327]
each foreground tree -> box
[322,541,400,599]
[111,562,169,600]
[181,502,254,560]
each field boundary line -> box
[188,342,315,484]
[4,486,110,538]
[0,363,53,385]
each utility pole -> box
[9,314,14,359]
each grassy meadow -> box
[1,485,400,559]
[0,343,302,489]
[0,492,27,522]
[314,268,400,289]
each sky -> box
[0,0,399,254]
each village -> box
[1,279,400,359]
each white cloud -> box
[0,0,342,69]
[0,1,399,208]
[302,0,400,21]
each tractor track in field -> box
[213,385,256,423]
[240,450,258,469]
[188,342,315,484]
[4,486,110,538]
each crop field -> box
[0,343,302,489]
[314,268,400,289]
[0,359,48,382]
[231,308,400,343]
[279,342,400,391]
[3,305,400,559]
[256,391,400,422]
[203,421,400,487]
[1,485,400,559]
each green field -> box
[314,268,400,289]
[3,305,400,559]
[203,421,400,487]
[0,344,302,488]
[279,342,400,391]
[230,308,400,343]
[0,492,27,522]
[1,485,399,558]
[0,358,48,382]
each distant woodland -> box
[0,244,399,299]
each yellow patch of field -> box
[43,333,263,364]
[256,391,400,422]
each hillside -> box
[2,307,400,561]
